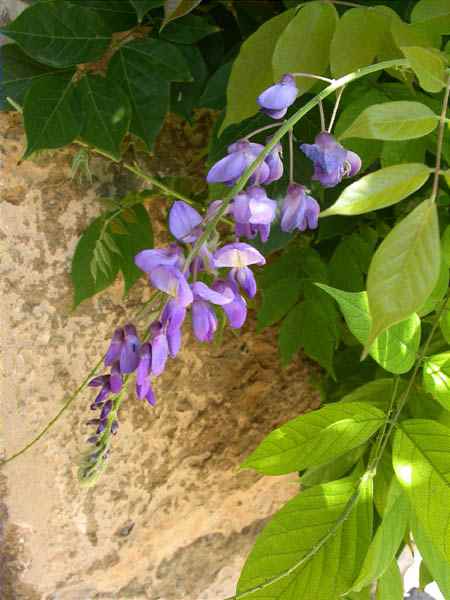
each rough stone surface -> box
[0,110,320,599]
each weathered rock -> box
[0,111,319,599]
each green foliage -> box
[423,352,450,410]
[401,46,447,93]
[366,199,441,346]
[162,0,203,27]
[242,401,384,475]
[130,0,164,22]
[321,164,432,217]
[71,199,153,306]
[272,2,337,94]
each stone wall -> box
[0,108,319,600]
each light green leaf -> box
[375,560,403,600]
[330,7,387,77]
[221,9,294,131]
[440,309,450,344]
[412,512,450,599]
[23,73,79,159]
[423,353,450,411]
[381,138,427,168]
[78,74,131,161]
[350,478,408,592]
[242,401,384,475]
[272,2,337,94]
[340,102,439,141]
[373,452,395,516]
[418,255,448,316]
[401,46,447,93]
[130,0,164,21]
[341,379,401,413]
[236,477,373,600]
[443,225,450,268]
[391,16,441,50]
[366,199,440,346]
[411,0,450,35]
[393,419,450,595]
[0,2,111,68]
[162,0,202,27]
[320,164,431,217]
[318,285,420,374]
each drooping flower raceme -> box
[257,74,298,119]
[300,132,361,188]
[280,183,320,233]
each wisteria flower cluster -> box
[82,73,362,477]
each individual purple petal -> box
[136,343,152,388]
[212,280,247,329]
[109,362,123,394]
[206,199,226,221]
[192,300,217,342]
[280,183,320,233]
[206,152,248,185]
[145,384,156,406]
[134,245,184,274]
[255,223,271,243]
[257,74,298,118]
[94,384,111,406]
[100,399,113,421]
[119,324,140,374]
[247,186,277,225]
[231,193,251,224]
[214,242,266,268]
[136,377,151,401]
[169,201,203,243]
[345,150,362,177]
[228,141,264,155]
[151,334,169,376]
[235,222,256,239]
[104,328,124,367]
[89,375,109,387]
[167,327,182,358]
[231,266,257,298]
[265,143,284,184]
[161,299,186,334]
[111,420,119,435]
[150,266,193,307]
[191,281,233,305]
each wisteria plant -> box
[2,0,450,598]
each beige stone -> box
[0,112,319,599]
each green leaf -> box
[170,45,207,121]
[162,0,202,27]
[381,138,427,168]
[329,230,377,292]
[393,419,450,595]
[318,285,421,375]
[341,379,400,413]
[321,164,431,217]
[236,478,373,600]
[278,301,304,366]
[160,14,219,44]
[350,478,408,592]
[375,560,403,600]
[391,16,442,50]
[419,559,434,590]
[23,73,79,159]
[330,7,387,77]
[443,225,450,268]
[301,446,367,489]
[0,44,58,112]
[68,0,138,32]
[440,309,450,344]
[108,39,191,150]
[366,199,441,346]
[411,0,450,35]
[113,204,154,295]
[198,62,232,110]
[221,9,294,131]
[242,401,384,475]
[130,0,164,21]
[272,2,337,94]
[78,74,131,161]
[0,1,111,68]
[257,278,302,330]
[418,255,448,316]
[401,46,447,93]
[339,102,439,141]
[423,353,450,411]
[72,215,119,307]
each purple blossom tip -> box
[150,266,193,307]
[134,245,184,274]
[206,140,269,186]
[257,74,298,119]
[280,183,320,233]
[169,201,203,243]
[214,242,266,269]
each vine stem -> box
[288,128,294,184]
[328,87,344,133]
[244,122,281,140]
[291,72,334,84]
[431,72,450,202]
[0,58,409,469]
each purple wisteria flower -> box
[214,242,266,269]
[134,244,184,274]
[104,324,140,373]
[169,201,203,243]
[280,183,320,232]
[206,140,270,186]
[212,279,247,329]
[265,143,284,184]
[161,299,186,358]
[231,186,277,243]
[149,266,193,307]
[190,281,233,342]
[257,74,298,119]
[300,132,362,188]
[229,266,257,298]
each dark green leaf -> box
[221,9,294,131]
[130,0,164,21]
[367,199,441,346]
[170,45,207,121]
[162,0,202,27]
[23,73,79,159]
[278,301,304,366]
[381,138,427,168]
[300,446,367,489]
[237,478,373,600]
[0,1,111,68]
[68,0,138,32]
[329,231,377,292]
[78,74,131,161]
[257,278,302,331]
[198,62,232,110]
[272,2,337,95]
[160,14,219,44]
[0,44,58,112]
[242,401,384,475]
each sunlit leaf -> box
[320,164,431,217]
[341,379,401,413]
[401,46,447,93]
[381,138,427,168]
[366,199,440,346]
[375,560,403,600]
[411,0,450,35]
[423,353,450,411]
[272,2,337,94]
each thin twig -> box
[431,72,450,202]
[328,86,345,133]
[245,122,281,140]
[319,100,326,131]
[288,128,294,184]
[292,72,334,84]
